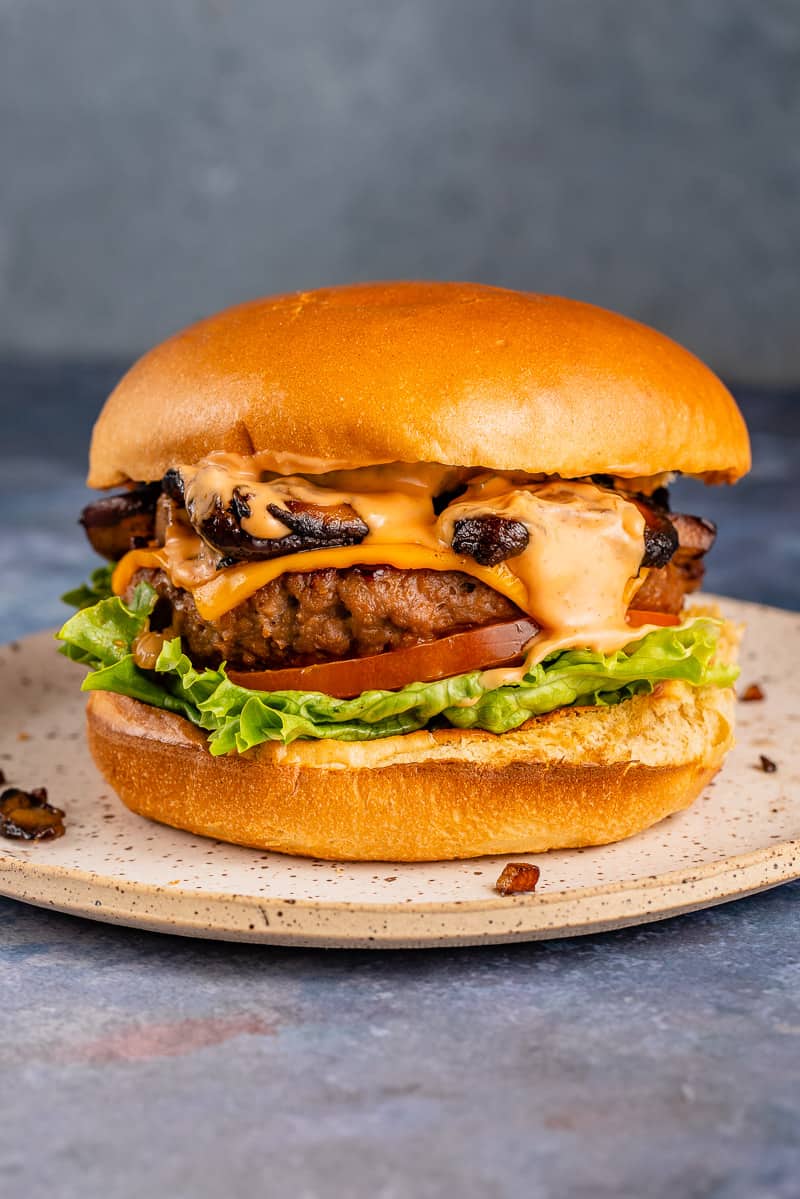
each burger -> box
[58,282,750,861]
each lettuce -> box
[57,580,737,755]
[61,563,116,611]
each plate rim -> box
[1,833,798,914]
[1,842,798,947]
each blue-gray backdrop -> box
[1,0,798,383]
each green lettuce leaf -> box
[56,585,738,755]
[61,564,115,610]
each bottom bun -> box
[85,674,735,861]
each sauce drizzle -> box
[114,458,657,670]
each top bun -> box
[88,282,750,488]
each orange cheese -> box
[112,542,530,622]
[112,548,167,593]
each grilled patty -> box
[129,547,705,671]
[130,565,520,669]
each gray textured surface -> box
[2,0,800,381]
[1,886,799,1198]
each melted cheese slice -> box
[112,542,530,622]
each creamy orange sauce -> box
[113,457,659,671]
[437,474,648,675]
[180,456,463,545]
[161,516,220,589]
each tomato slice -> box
[626,609,681,628]
[227,617,540,698]
[227,608,680,698]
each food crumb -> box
[758,754,778,774]
[0,786,65,840]
[741,683,765,702]
[495,861,541,895]
[16,732,31,742]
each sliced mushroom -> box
[635,500,715,569]
[195,493,369,562]
[637,504,680,568]
[79,483,161,560]
[670,512,717,557]
[451,516,530,567]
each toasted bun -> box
[88,282,750,488]
[86,676,735,861]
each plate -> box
[0,595,797,948]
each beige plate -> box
[0,595,798,948]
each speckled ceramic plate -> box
[0,595,797,948]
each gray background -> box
[1,0,799,383]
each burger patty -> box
[129,541,705,670]
[130,566,520,669]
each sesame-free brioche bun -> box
[88,281,750,489]
[86,674,735,862]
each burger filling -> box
[128,565,520,670]
[59,457,736,751]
